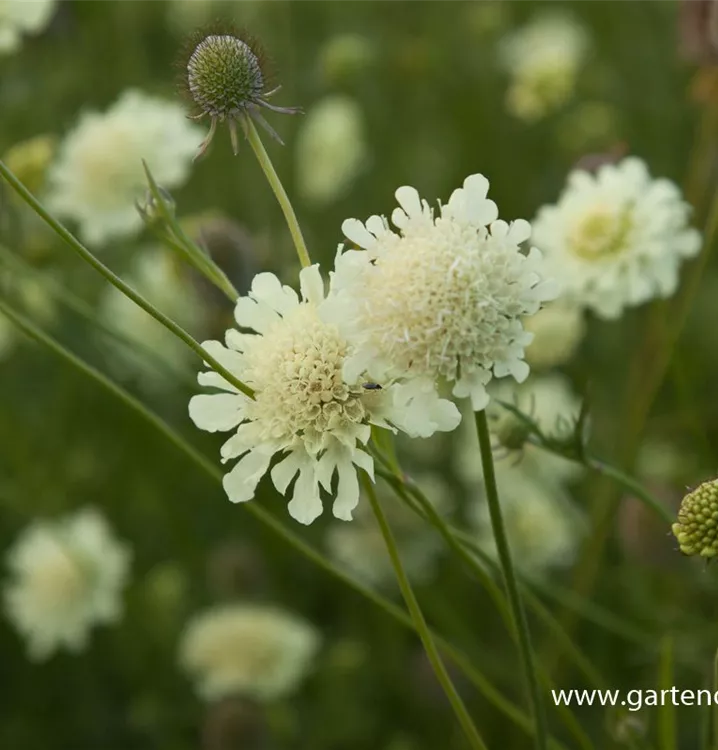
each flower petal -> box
[222,449,273,504]
[189,393,246,432]
[299,265,325,306]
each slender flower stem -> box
[141,161,239,303]
[475,410,548,750]
[362,474,488,750]
[0,159,254,400]
[0,296,568,750]
[243,117,311,268]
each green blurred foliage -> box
[1,2,717,749]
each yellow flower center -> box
[568,206,633,260]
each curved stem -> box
[362,474,488,750]
[475,410,548,750]
[0,296,569,750]
[0,159,254,400]
[585,456,673,524]
[242,117,311,269]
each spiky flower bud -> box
[182,29,300,159]
[188,36,265,120]
[672,478,718,557]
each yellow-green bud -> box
[672,478,718,558]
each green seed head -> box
[672,478,718,558]
[187,35,265,119]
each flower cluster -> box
[3,508,131,660]
[190,174,558,524]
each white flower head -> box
[296,95,367,205]
[326,174,558,411]
[99,247,205,387]
[46,90,202,246]
[179,603,320,702]
[0,0,56,55]
[3,508,131,661]
[501,13,589,121]
[532,157,701,319]
[471,466,583,576]
[189,265,460,525]
[523,299,586,370]
[326,473,452,589]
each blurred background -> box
[1,1,717,749]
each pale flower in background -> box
[46,90,201,245]
[0,0,56,54]
[179,603,320,701]
[99,247,205,386]
[3,508,131,660]
[296,95,368,205]
[189,265,460,525]
[326,474,452,589]
[532,157,701,319]
[326,174,558,410]
[501,13,589,121]
[523,300,585,370]
[470,465,583,576]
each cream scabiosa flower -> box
[179,603,320,701]
[46,90,202,246]
[0,0,56,54]
[3,508,131,660]
[532,157,701,319]
[189,265,460,525]
[326,175,558,411]
[501,13,588,122]
[295,95,367,205]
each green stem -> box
[142,161,239,303]
[0,158,254,400]
[0,296,568,750]
[475,410,548,750]
[362,473,488,750]
[585,457,673,524]
[374,466,596,750]
[243,118,311,269]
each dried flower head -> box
[181,28,300,159]
[672,478,718,558]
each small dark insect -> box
[362,383,383,390]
